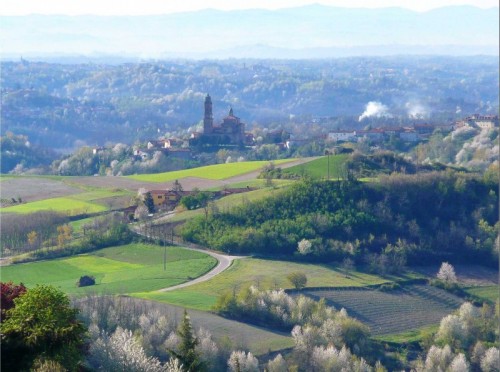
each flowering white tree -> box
[291,325,321,354]
[164,358,183,372]
[435,315,467,347]
[89,327,165,372]
[266,354,287,372]
[437,262,457,283]
[196,327,219,369]
[481,347,499,372]
[449,353,470,372]
[227,351,259,372]
[421,345,454,372]
[297,239,312,255]
[319,318,343,346]
[311,345,350,371]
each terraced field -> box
[304,285,464,336]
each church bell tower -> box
[203,94,213,134]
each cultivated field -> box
[137,258,394,310]
[127,160,295,183]
[0,243,217,294]
[303,285,465,336]
[0,176,81,203]
[413,264,499,287]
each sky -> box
[1,0,498,16]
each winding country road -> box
[131,225,246,292]
[158,245,245,292]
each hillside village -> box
[102,94,499,165]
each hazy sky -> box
[1,0,498,16]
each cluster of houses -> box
[135,139,192,161]
[98,108,499,164]
[327,125,442,143]
[326,115,498,144]
[454,114,499,130]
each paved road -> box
[132,226,246,292]
[158,245,245,292]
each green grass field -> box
[69,217,97,233]
[2,189,130,215]
[127,160,295,183]
[2,196,108,215]
[464,285,499,303]
[374,324,439,343]
[207,178,296,191]
[168,187,288,222]
[1,243,217,295]
[282,154,348,179]
[136,258,391,310]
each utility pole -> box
[163,243,167,271]
[325,150,331,180]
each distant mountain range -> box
[1,5,498,60]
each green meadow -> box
[283,154,348,179]
[127,159,295,182]
[2,196,107,215]
[137,258,392,310]
[1,243,217,295]
[2,189,129,215]
[169,186,288,222]
[464,285,499,303]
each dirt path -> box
[158,245,244,292]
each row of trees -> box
[1,211,68,256]
[182,172,499,267]
[75,290,380,371]
[214,286,371,356]
[13,213,133,263]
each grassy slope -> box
[282,154,348,179]
[127,160,294,182]
[1,243,217,295]
[2,189,130,215]
[463,285,499,303]
[1,197,107,215]
[169,186,289,222]
[136,258,392,310]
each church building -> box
[190,94,248,146]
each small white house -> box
[327,130,357,142]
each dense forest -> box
[181,172,499,268]
[1,56,498,149]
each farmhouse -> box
[146,189,195,210]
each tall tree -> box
[169,310,203,371]
[144,191,156,214]
[0,281,27,322]
[1,285,87,371]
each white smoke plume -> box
[405,101,430,119]
[358,101,392,121]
